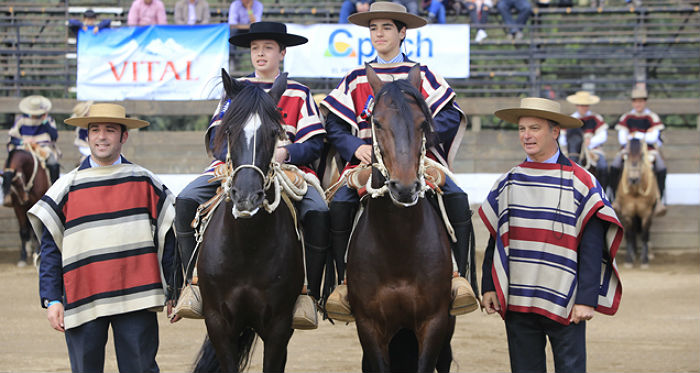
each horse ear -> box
[269,72,288,104]
[408,63,422,92]
[221,68,245,97]
[365,63,384,95]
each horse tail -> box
[388,328,418,372]
[192,329,257,373]
[193,337,220,373]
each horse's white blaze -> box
[243,114,262,148]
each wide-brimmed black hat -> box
[229,22,308,48]
[83,9,97,18]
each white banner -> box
[77,24,229,101]
[284,24,469,79]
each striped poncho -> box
[28,162,175,329]
[478,159,623,324]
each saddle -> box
[326,159,448,202]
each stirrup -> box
[173,284,205,319]
[292,294,318,330]
[326,284,355,323]
[450,277,479,316]
[654,202,667,217]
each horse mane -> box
[212,84,285,160]
[375,79,438,149]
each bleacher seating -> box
[0,0,698,101]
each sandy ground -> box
[0,249,698,373]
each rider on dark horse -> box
[320,2,479,320]
[609,86,667,216]
[5,95,61,186]
[558,91,609,191]
[173,22,328,329]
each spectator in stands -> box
[465,0,492,42]
[339,0,373,23]
[496,0,532,40]
[422,0,447,23]
[127,0,167,26]
[174,0,211,25]
[228,0,263,28]
[68,9,111,37]
[393,0,420,14]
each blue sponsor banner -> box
[284,24,470,78]
[77,24,229,101]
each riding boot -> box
[48,163,60,184]
[325,201,357,323]
[173,198,205,319]
[609,166,621,203]
[443,193,480,316]
[292,210,330,330]
[654,169,667,217]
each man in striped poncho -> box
[479,98,623,373]
[28,103,177,373]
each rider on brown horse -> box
[321,2,479,321]
[559,91,609,191]
[609,86,667,216]
[6,95,61,184]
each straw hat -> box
[348,2,427,29]
[18,95,52,116]
[566,91,600,106]
[631,86,648,99]
[64,103,149,129]
[70,100,94,119]
[229,22,308,48]
[495,97,583,129]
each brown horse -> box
[2,146,51,266]
[614,138,659,268]
[346,64,454,372]
[192,70,303,372]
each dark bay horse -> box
[2,147,50,266]
[614,138,658,268]
[192,70,303,372]
[346,64,454,372]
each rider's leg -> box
[653,155,667,216]
[173,175,218,319]
[326,186,359,322]
[595,151,608,193]
[46,154,60,183]
[442,177,480,315]
[609,152,623,200]
[292,187,330,330]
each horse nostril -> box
[387,180,399,190]
[412,181,421,193]
[254,190,265,204]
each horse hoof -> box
[623,262,634,269]
[640,263,649,269]
[16,260,27,268]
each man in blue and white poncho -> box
[479,98,623,373]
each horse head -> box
[214,69,286,218]
[625,138,644,187]
[365,63,437,207]
[565,127,584,164]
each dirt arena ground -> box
[1,249,698,373]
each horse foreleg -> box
[260,319,293,373]
[204,316,241,373]
[356,318,390,373]
[624,226,637,267]
[640,215,653,268]
[16,211,31,265]
[416,315,451,373]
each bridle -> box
[364,92,431,208]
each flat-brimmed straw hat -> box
[566,91,600,106]
[495,97,583,129]
[229,21,308,48]
[19,95,52,116]
[348,1,427,29]
[70,100,94,119]
[64,103,149,129]
[631,86,648,99]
